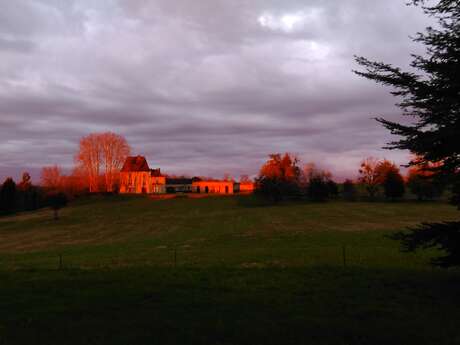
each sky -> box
[0,0,434,182]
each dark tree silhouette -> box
[326,180,339,198]
[407,170,444,201]
[307,175,329,201]
[47,192,68,220]
[383,170,405,200]
[342,179,357,201]
[0,178,17,214]
[18,172,36,211]
[355,0,460,266]
[391,221,460,267]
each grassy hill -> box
[1,196,459,344]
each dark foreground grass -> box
[0,196,460,344]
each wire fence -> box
[0,243,435,271]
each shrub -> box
[342,179,357,201]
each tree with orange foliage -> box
[76,134,101,192]
[260,153,300,181]
[358,157,381,199]
[375,160,398,180]
[100,132,130,192]
[359,158,405,200]
[41,165,62,190]
[76,132,130,192]
[376,160,405,199]
[256,153,301,203]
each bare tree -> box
[358,157,382,199]
[76,132,130,192]
[100,132,130,192]
[41,165,62,189]
[76,134,101,192]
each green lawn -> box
[1,196,459,344]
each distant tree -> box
[76,132,130,192]
[383,170,405,200]
[373,160,406,200]
[66,166,90,196]
[358,157,382,199]
[342,179,357,201]
[18,172,36,211]
[355,0,460,266]
[76,134,102,193]
[302,164,335,201]
[407,167,444,200]
[375,160,398,180]
[307,175,330,201]
[99,132,130,192]
[46,191,68,220]
[256,153,301,203]
[41,165,62,190]
[0,178,17,214]
[326,180,339,198]
[18,172,32,190]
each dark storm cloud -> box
[0,0,434,181]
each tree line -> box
[0,132,130,216]
[255,153,448,203]
[0,172,69,218]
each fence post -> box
[342,245,347,268]
[59,254,63,270]
[174,246,177,268]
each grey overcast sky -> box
[0,0,434,181]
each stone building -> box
[192,179,234,194]
[119,155,254,195]
[119,156,166,194]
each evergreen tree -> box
[0,178,17,214]
[355,0,460,266]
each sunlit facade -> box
[119,155,254,195]
[119,156,166,194]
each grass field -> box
[1,195,460,344]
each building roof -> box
[151,168,163,177]
[193,179,234,184]
[166,177,193,185]
[121,156,150,172]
